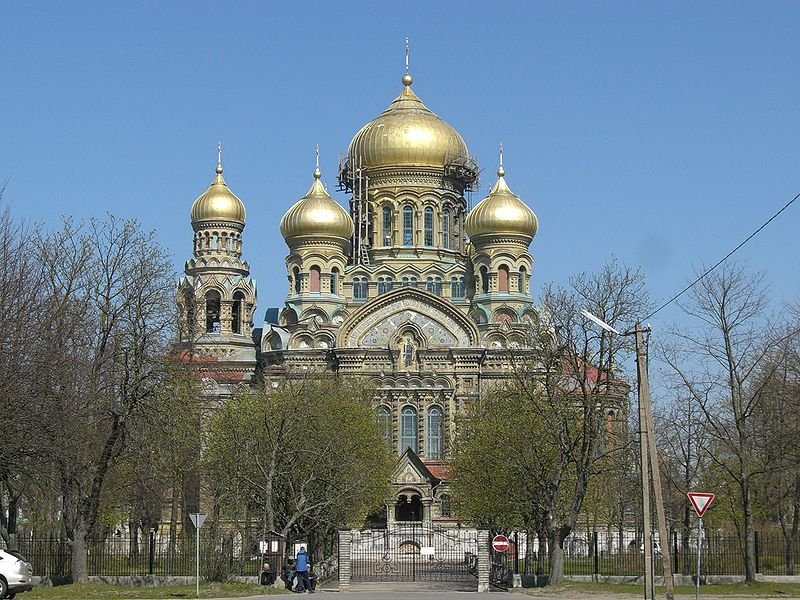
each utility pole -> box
[581,311,673,600]
[635,323,654,600]
[635,322,675,600]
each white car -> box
[0,549,33,599]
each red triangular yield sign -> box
[688,492,715,517]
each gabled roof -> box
[393,447,441,486]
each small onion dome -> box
[190,162,246,226]
[348,74,469,169]
[280,166,354,240]
[465,165,538,241]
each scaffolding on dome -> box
[337,154,371,267]
[443,153,480,211]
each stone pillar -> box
[422,497,433,528]
[338,529,352,591]
[477,529,490,592]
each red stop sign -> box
[492,534,510,552]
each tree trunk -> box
[167,483,179,576]
[742,477,757,582]
[70,524,89,583]
[548,530,566,584]
[537,530,547,577]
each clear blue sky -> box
[2,1,798,329]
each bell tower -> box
[177,146,257,383]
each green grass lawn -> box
[24,582,285,599]
[528,581,800,596]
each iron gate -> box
[350,525,478,582]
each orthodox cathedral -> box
[177,68,540,528]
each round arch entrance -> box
[395,492,422,522]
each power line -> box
[644,191,800,321]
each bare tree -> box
[35,215,176,582]
[0,190,52,549]
[662,262,783,581]
[751,327,800,573]
[453,258,650,584]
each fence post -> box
[149,530,155,575]
[337,529,352,591]
[477,530,490,592]
[755,532,760,574]
[593,532,599,579]
[673,530,679,574]
[514,532,519,574]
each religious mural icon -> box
[403,337,415,367]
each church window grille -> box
[309,266,321,293]
[232,291,245,334]
[426,276,442,296]
[376,406,392,447]
[519,266,527,294]
[451,276,465,299]
[331,268,339,295]
[293,267,301,294]
[424,207,434,246]
[400,406,418,453]
[427,406,443,459]
[353,276,369,301]
[443,209,450,249]
[401,276,417,288]
[498,264,509,292]
[382,206,393,246]
[480,266,489,294]
[205,290,221,333]
[377,276,393,295]
[403,206,413,246]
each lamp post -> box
[581,311,674,600]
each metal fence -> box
[10,529,800,580]
[15,531,266,578]
[500,530,800,578]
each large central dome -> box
[348,75,469,169]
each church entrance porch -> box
[349,525,478,584]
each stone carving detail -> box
[347,298,468,348]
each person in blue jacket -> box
[294,546,312,593]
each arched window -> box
[442,209,450,249]
[309,265,321,293]
[376,406,392,447]
[426,276,442,296]
[450,276,465,299]
[498,264,509,293]
[439,494,452,518]
[331,267,339,295]
[293,267,301,294]
[427,406,443,459]
[403,206,414,246]
[232,291,245,334]
[353,276,369,301]
[424,207,434,246]
[402,275,417,288]
[519,266,527,294]
[400,406,418,453]
[377,276,393,295]
[480,266,489,294]
[205,290,221,333]
[181,290,196,339]
[382,206,393,247]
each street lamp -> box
[581,310,674,600]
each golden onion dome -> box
[280,165,354,241]
[190,160,246,226]
[465,163,538,241]
[348,74,469,169]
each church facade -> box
[177,70,540,529]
